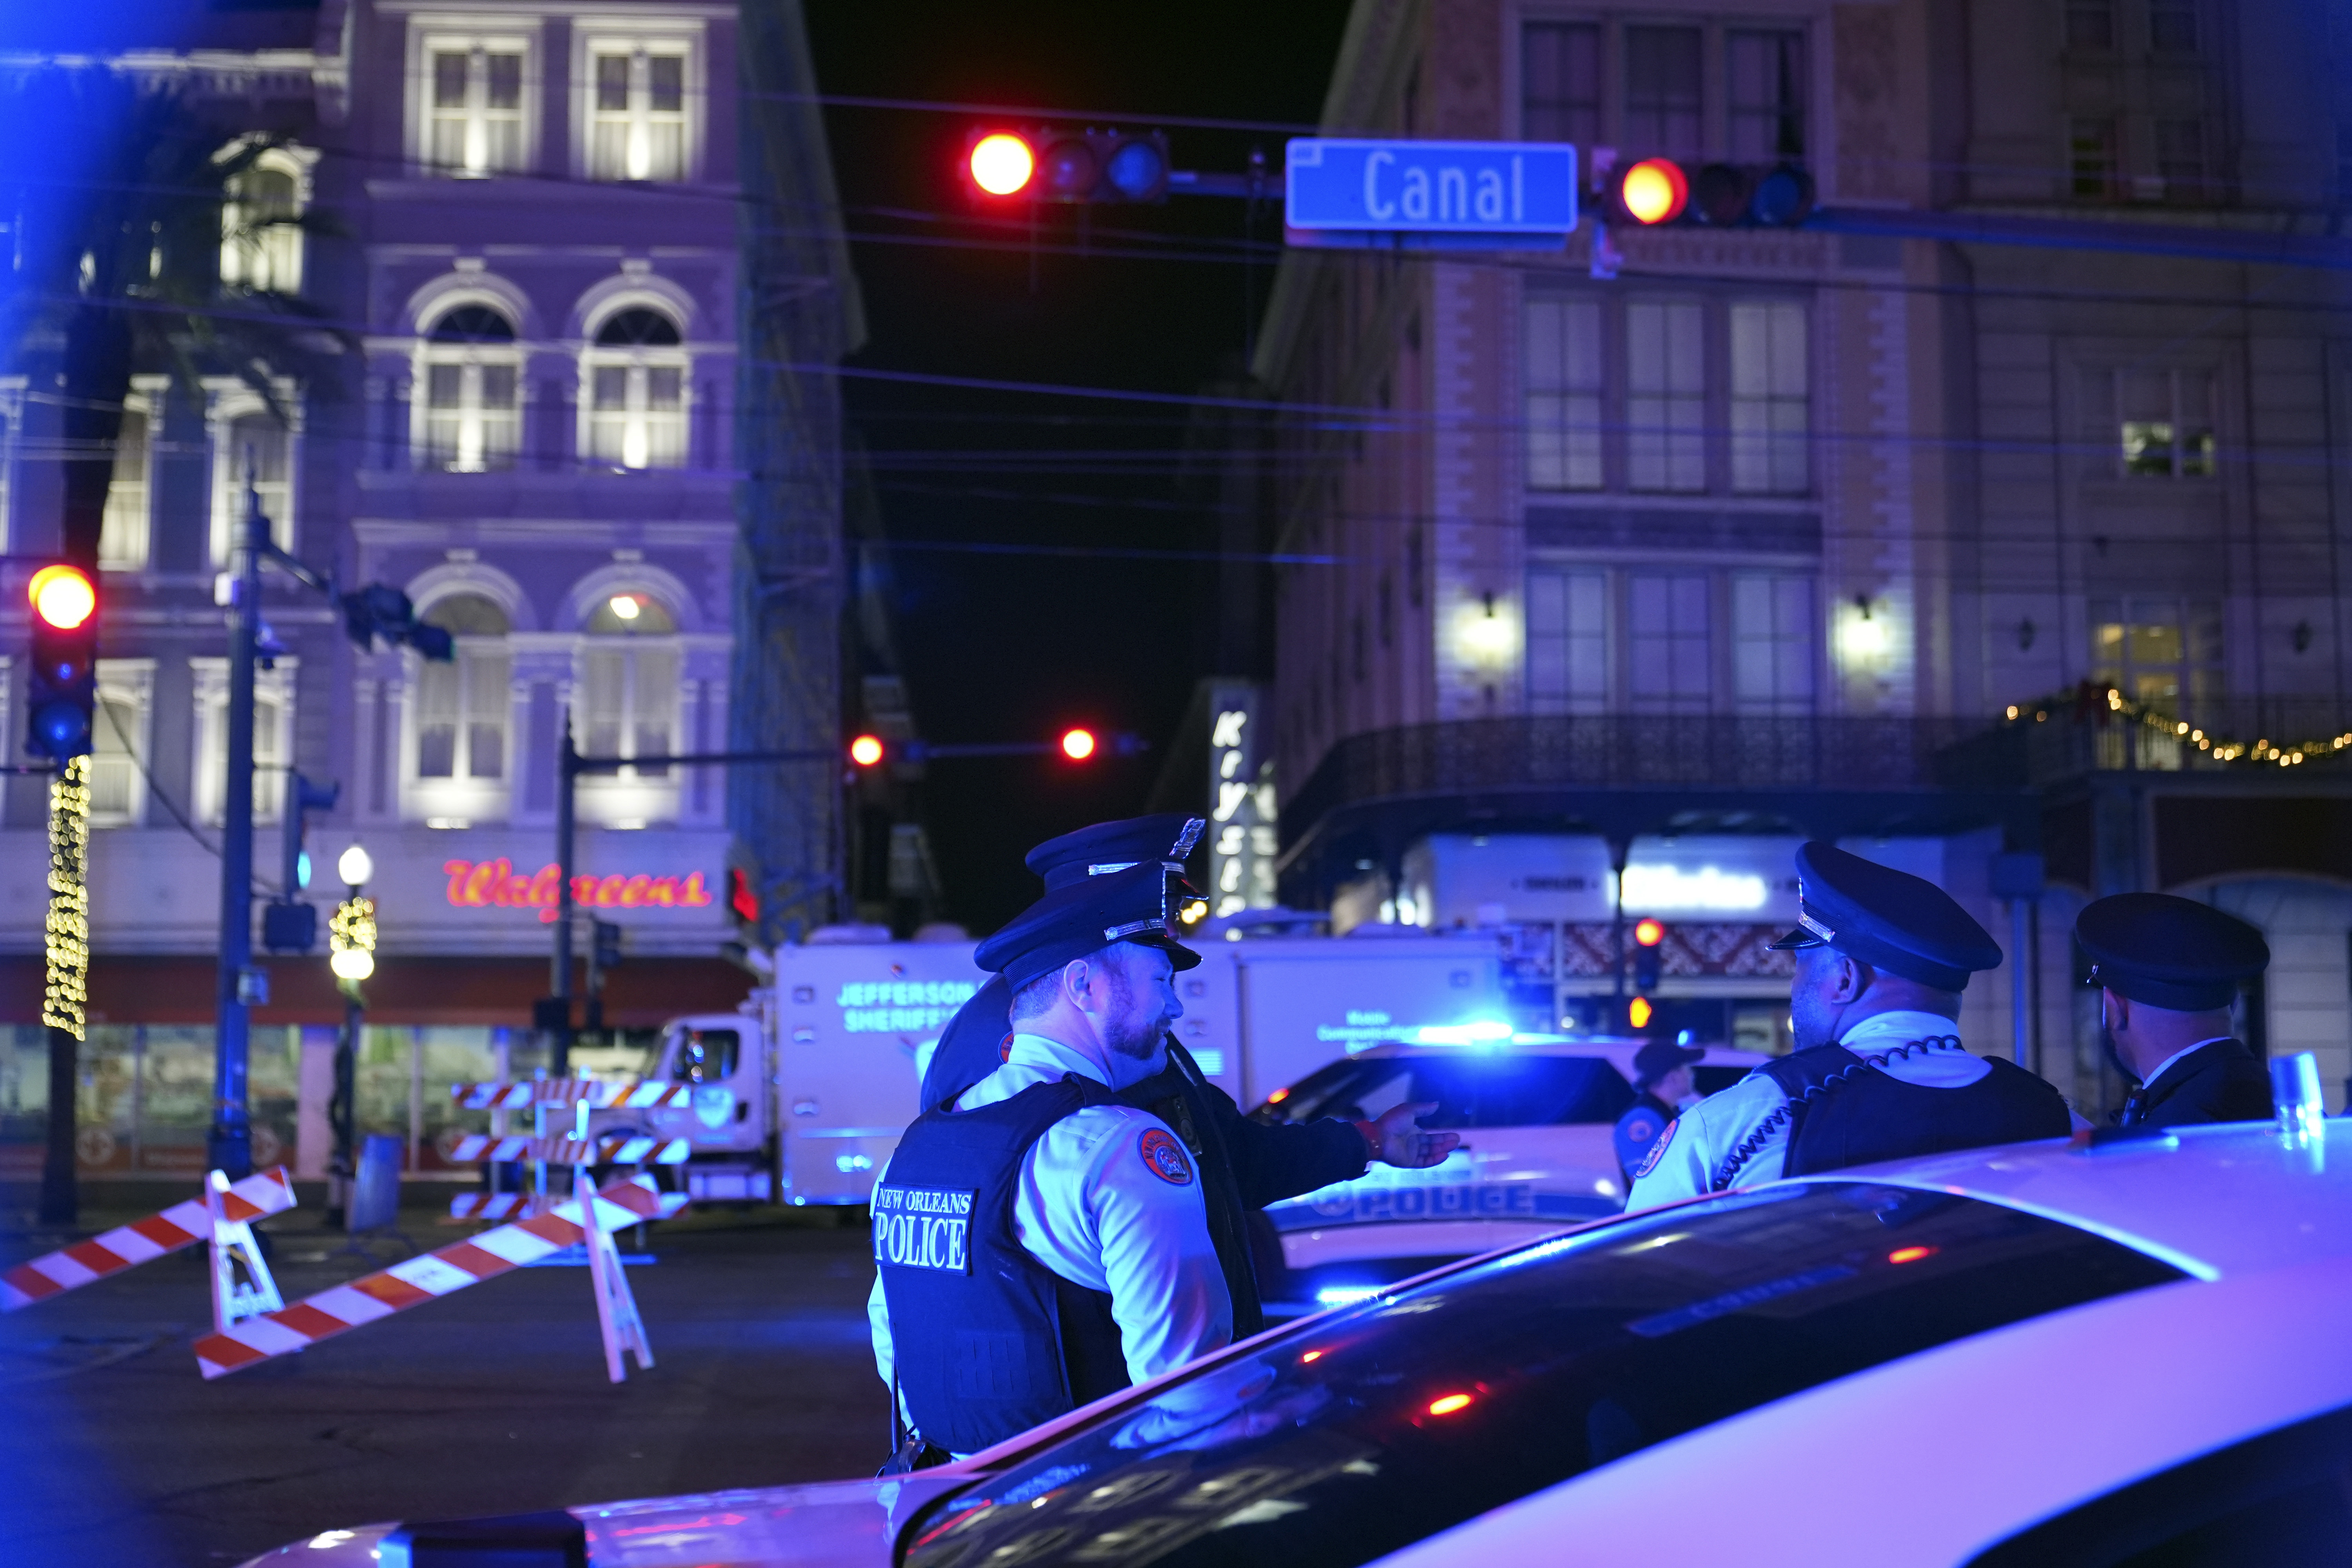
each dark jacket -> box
[920,975,1371,1336]
[2124,1038,2273,1128]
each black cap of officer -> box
[975,861,1203,990]
[1024,814,1205,892]
[1632,1039,1704,1088]
[1768,842,2003,992]
[2076,893,2269,1013]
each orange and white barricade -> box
[192,1173,686,1382]
[449,1079,696,1111]
[447,1192,531,1221]
[207,1169,285,1333]
[2,1167,296,1312]
[446,1134,691,1166]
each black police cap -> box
[975,861,1202,991]
[1025,814,1205,891]
[2076,893,2269,1013]
[1768,841,2002,993]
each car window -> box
[1256,1056,1634,1129]
[671,1027,739,1083]
[900,1184,2186,1568]
[1966,1403,2352,1566]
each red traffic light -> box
[848,734,885,767]
[967,132,1035,197]
[1617,158,1689,225]
[1633,917,1666,948]
[28,564,95,631]
[1060,728,1098,762]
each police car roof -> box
[1775,1118,2352,1280]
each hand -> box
[1357,1102,1462,1169]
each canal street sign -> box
[1285,139,1578,249]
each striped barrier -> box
[450,1080,699,1111]
[446,1134,692,1165]
[192,1174,688,1379]
[2,1168,296,1313]
[447,1192,533,1222]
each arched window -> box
[583,307,687,470]
[417,304,521,472]
[579,590,679,783]
[415,595,512,783]
[221,150,305,294]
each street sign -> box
[1285,139,1578,236]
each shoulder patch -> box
[1631,1116,1678,1182]
[1136,1126,1194,1186]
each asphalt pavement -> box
[0,1200,886,1565]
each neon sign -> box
[442,858,715,922]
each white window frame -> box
[1626,570,1716,713]
[574,603,684,828]
[1526,566,1611,715]
[87,658,156,829]
[219,143,317,295]
[409,25,540,178]
[402,597,515,827]
[1729,299,1810,495]
[573,24,704,183]
[412,309,523,474]
[580,310,691,470]
[192,657,297,826]
[100,378,165,572]
[1730,571,1817,713]
[207,382,298,567]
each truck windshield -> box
[899,1183,2186,1568]
[1257,1053,1633,1129]
[671,1027,739,1082]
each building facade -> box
[1246,0,2352,1114]
[0,0,857,1179]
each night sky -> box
[804,2,1354,933]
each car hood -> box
[236,1472,974,1568]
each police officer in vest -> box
[2077,893,2273,1127]
[1612,1038,1702,1187]
[869,858,1458,1469]
[918,814,1440,1339]
[1628,843,2074,1207]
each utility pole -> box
[207,469,265,1180]
[550,719,578,1078]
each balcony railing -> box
[1285,714,2005,834]
[1287,702,2352,838]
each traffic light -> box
[1604,158,1815,229]
[339,584,454,661]
[848,733,885,767]
[962,127,1171,204]
[25,563,98,761]
[1060,727,1098,762]
[1632,916,1666,993]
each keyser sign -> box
[1286,139,1579,234]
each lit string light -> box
[2004,685,2352,769]
[43,756,90,1039]
[330,896,377,983]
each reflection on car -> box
[1247,1038,1766,1314]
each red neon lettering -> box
[442,860,718,916]
[679,871,711,907]
[597,874,626,906]
[463,860,500,907]
[619,874,649,907]
[444,860,475,903]
[649,876,678,907]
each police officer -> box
[2076,893,2273,1127]
[1613,1038,1702,1186]
[919,814,1448,1339]
[1628,843,2073,1207]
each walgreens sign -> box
[442,858,715,922]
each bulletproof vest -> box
[875,1074,1130,1455]
[1120,1043,1264,1339]
[1765,1043,2073,1179]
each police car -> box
[1248,1034,1768,1316]
[255,1118,2352,1567]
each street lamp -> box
[323,846,375,1227]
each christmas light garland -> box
[43,756,90,1039]
[2005,684,2352,768]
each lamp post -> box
[325,844,376,1229]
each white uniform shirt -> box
[868,1031,1232,1426]
[1627,1011,2074,1210]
